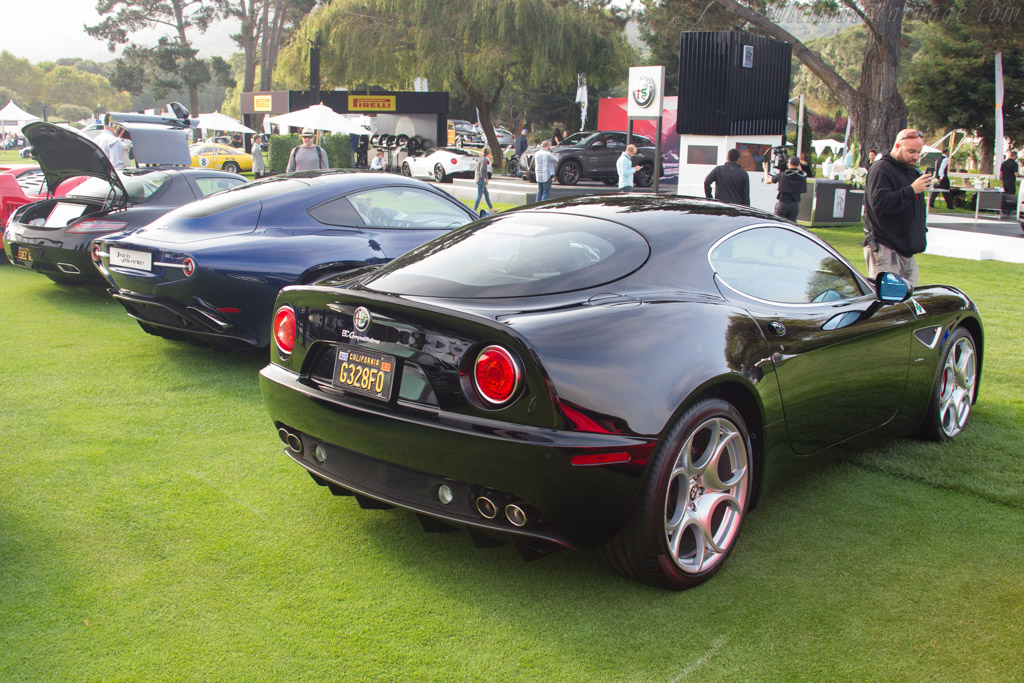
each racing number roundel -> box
[199,156,210,167]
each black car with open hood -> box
[3,106,246,285]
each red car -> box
[0,166,87,256]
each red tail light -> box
[273,306,296,355]
[91,243,102,262]
[450,158,458,165]
[182,257,196,277]
[473,345,521,405]
[66,219,130,234]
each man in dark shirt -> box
[704,148,750,205]
[863,129,933,286]
[1000,151,1020,218]
[929,148,953,209]
[764,156,807,221]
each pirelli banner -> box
[348,95,396,112]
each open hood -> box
[23,121,130,197]
[24,108,194,195]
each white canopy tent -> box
[0,100,40,135]
[196,111,256,134]
[268,104,370,136]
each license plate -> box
[109,246,152,271]
[332,347,396,401]
[16,246,31,262]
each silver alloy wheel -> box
[938,335,977,438]
[434,164,445,183]
[663,417,749,575]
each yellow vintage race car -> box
[189,143,253,173]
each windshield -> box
[364,212,650,298]
[559,132,592,146]
[68,171,172,203]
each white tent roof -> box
[268,104,370,136]
[0,99,39,122]
[196,111,256,134]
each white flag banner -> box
[575,74,588,131]
[995,52,1005,173]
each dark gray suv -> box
[519,131,657,186]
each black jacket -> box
[704,161,750,205]
[770,168,807,203]
[864,153,927,257]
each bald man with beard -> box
[862,129,934,286]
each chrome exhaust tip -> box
[56,263,81,274]
[505,503,528,527]
[278,428,302,453]
[475,496,498,519]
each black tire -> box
[918,326,978,441]
[455,136,464,149]
[222,161,240,174]
[402,162,412,177]
[634,161,655,188]
[557,160,581,185]
[507,157,519,177]
[433,164,449,183]
[601,398,753,590]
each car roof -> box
[505,194,778,247]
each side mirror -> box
[590,141,605,149]
[876,271,913,304]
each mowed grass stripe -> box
[1,239,1022,680]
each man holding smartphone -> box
[862,128,933,286]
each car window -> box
[340,187,473,229]
[194,176,247,197]
[710,226,866,304]
[364,213,650,298]
[607,133,628,149]
[69,171,172,203]
[561,132,591,146]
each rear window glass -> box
[364,213,650,298]
[194,176,247,197]
[69,171,172,203]
[172,178,307,218]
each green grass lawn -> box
[1,230,1022,680]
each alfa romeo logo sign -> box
[632,75,656,108]
[353,306,371,331]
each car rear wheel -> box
[455,136,464,149]
[433,164,450,183]
[601,398,752,590]
[919,326,977,441]
[222,162,240,174]
[634,161,655,188]
[557,160,581,185]
[402,162,412,177]
[507,157,519,177]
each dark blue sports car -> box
[93,171,479,349]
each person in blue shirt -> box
[533,140,556,202]
[617,144,640,192]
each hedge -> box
[267,133,355,173]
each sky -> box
[3,0,238,64]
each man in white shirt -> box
[533,140,556,201]
[616,144,640,192]
[369,150,384,171]
[94,120,125,169]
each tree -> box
[904,0,1024,172]
[40,66,132,114]
[645,0,927,154]
[276,0,633,166]
[220,0,319,129]
[87,0,222,116]
[0,51,43,105]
